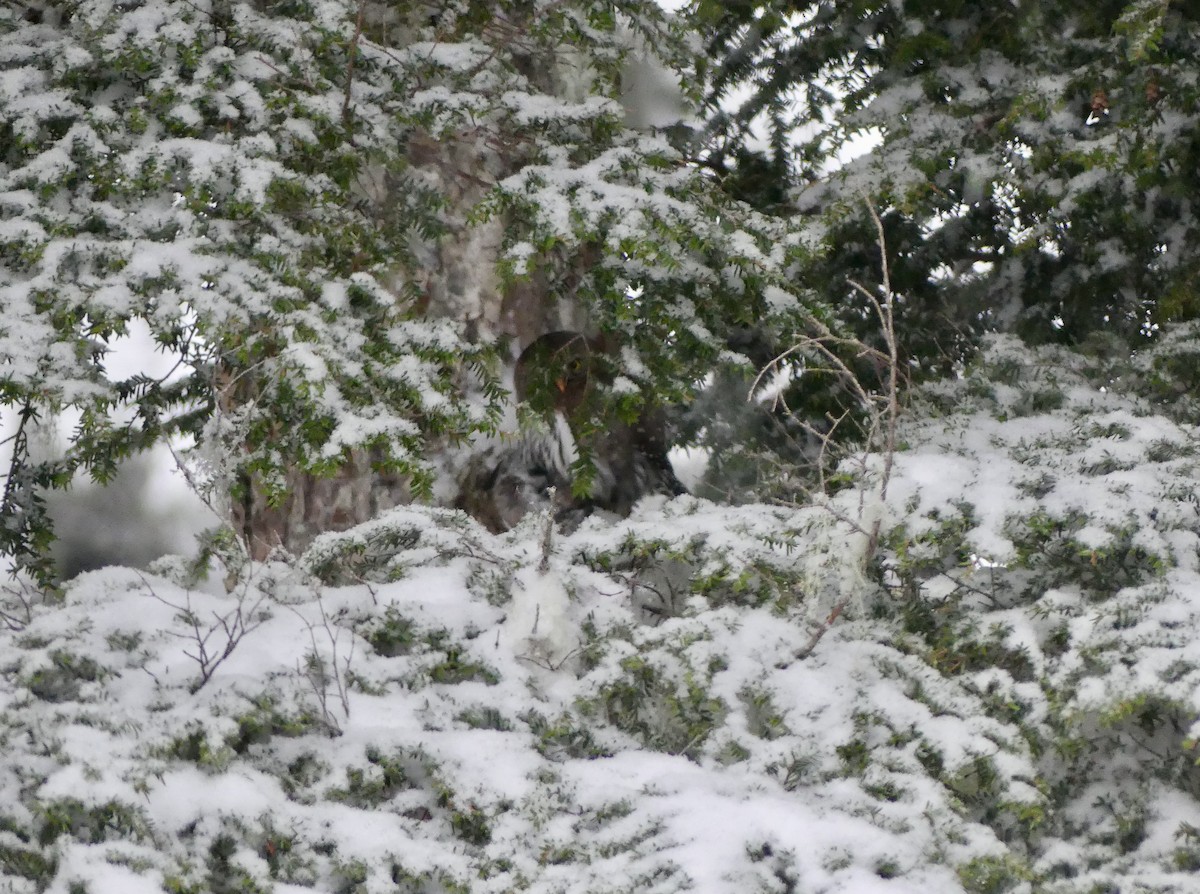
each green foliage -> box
[388,865,469,894]
[455,705,512,732]
[784,335,1200,878]
[0,405,73,589]
[36,798,152,847]
[206,830,269,894]
[580,638,727,760]
[693,0,1200,362]
[6,5,1200,891]
[740,685,790,740]
[427,645,499,687]
[448,804,492,847]
[304,507,511,587]
[253,821,314,886]
[328,746,422,809]
[956,854,1034,894]
[24,649,107,702]
[885,505,978,600]
[227,694,322,754]
[359,606,417,658]
[156,723,230,770]
[574,504,809,621]
[1006,512,1165,601]
[0,0,826,574]
[0,840,56,887]
[521,710,613,760]
[1126,320,1200,423]
[3,0,489,573]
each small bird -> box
[455,331,685,532]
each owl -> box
[455,331,685,532]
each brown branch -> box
[141,572,268,692]
[342,0,366,129]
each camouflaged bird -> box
[455,331,685,532]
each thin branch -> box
[291,592,352,736]
[788,196,904,661]
[0,577,39,630]
[140,572,267,692]
[861,198,901,501]
[538,487,556,574]
[517,645,581,672]
[342,0,367,128]
[165,439,221,517]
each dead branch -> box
[787,196,903,661]
[141,572,268,693]
[0,577,40,631]
[538,487,556,574]
[290,591,353,736]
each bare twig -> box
[0,577,39,631]
[538,487,556,574]
[517,645,582,672]
[141,572,268,692]
[290,591,353,736]
[787,196,903,661]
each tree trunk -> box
[227,7,606,558]
[233,449,410,561]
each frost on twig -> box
[538,486,557,574]
[141,572,269,693]
[508,498,577,670]
[762,198,902,660]
[0,576,43,631]
[291,591,354,737]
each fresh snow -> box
[6,336,1200,892]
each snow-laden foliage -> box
[695,1,1200,349]
[0,0,819,582]
[876,334,1200,890]
[3,335,1199,893]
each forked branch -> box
[779,197,903,660]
